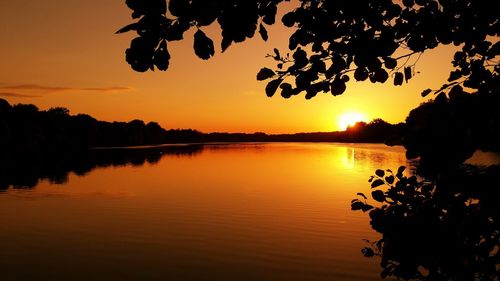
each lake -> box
[0,143,410,281]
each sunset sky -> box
[0,1,459,133]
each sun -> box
[338,112,368,131]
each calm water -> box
[0,143,410,281]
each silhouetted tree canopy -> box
[119,0,498,99]
[404,92,500,177]
[352,165,500,280]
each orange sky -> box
[0,1,459,133]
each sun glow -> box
[338,112,368,131]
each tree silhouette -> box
[119,1,499,279]
[351,165,500,280]
[0,98,404,149]
[0,100,173,149]
[118,1,497,97]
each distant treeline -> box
[201,118,405,144]
[0,98,405,150]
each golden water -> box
[0,143,409,281]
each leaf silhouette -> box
[354,68,369,81]
[193,30,215,60]
[351,201,365,211]
[404,66,412,82]
[221,37,232,53]
[154,40,170,71]
[273,48,280,59]
[280,83,293,99]
[357,192,368,199]
[371,190,385,202]
[125,37,155,72]
[257,68,275,81]
[262,5,277,25]
[265,79,282,97]
[259,23,268,41]
[385,175,395,184]
[371,179,385,188]
[384,57,397,69]
[448,70,462,82]
[115,23,138,34]
[330,78,346,96]
[375,169,385,177]
[374,69,389,83]
[420,88,432,97]
[282,12,295,27]
[396,166,406,179]
[394,72,404,86]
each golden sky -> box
[0,1,459,133]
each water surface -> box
[0,143,409,281]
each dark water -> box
[0,143,410,281]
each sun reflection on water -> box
[342,147,356,170]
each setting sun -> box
[338,112,368,131]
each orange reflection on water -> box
[0,143,409,281]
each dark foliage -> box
[0,99,168,150]
[118,0,287,72]
[345,119,406,144]
[357,89,500,280]
[202,120,405,143]
[119,0,498,102]
[0,98,404,151]
[404,90,500,177]
[352,165,500,280]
